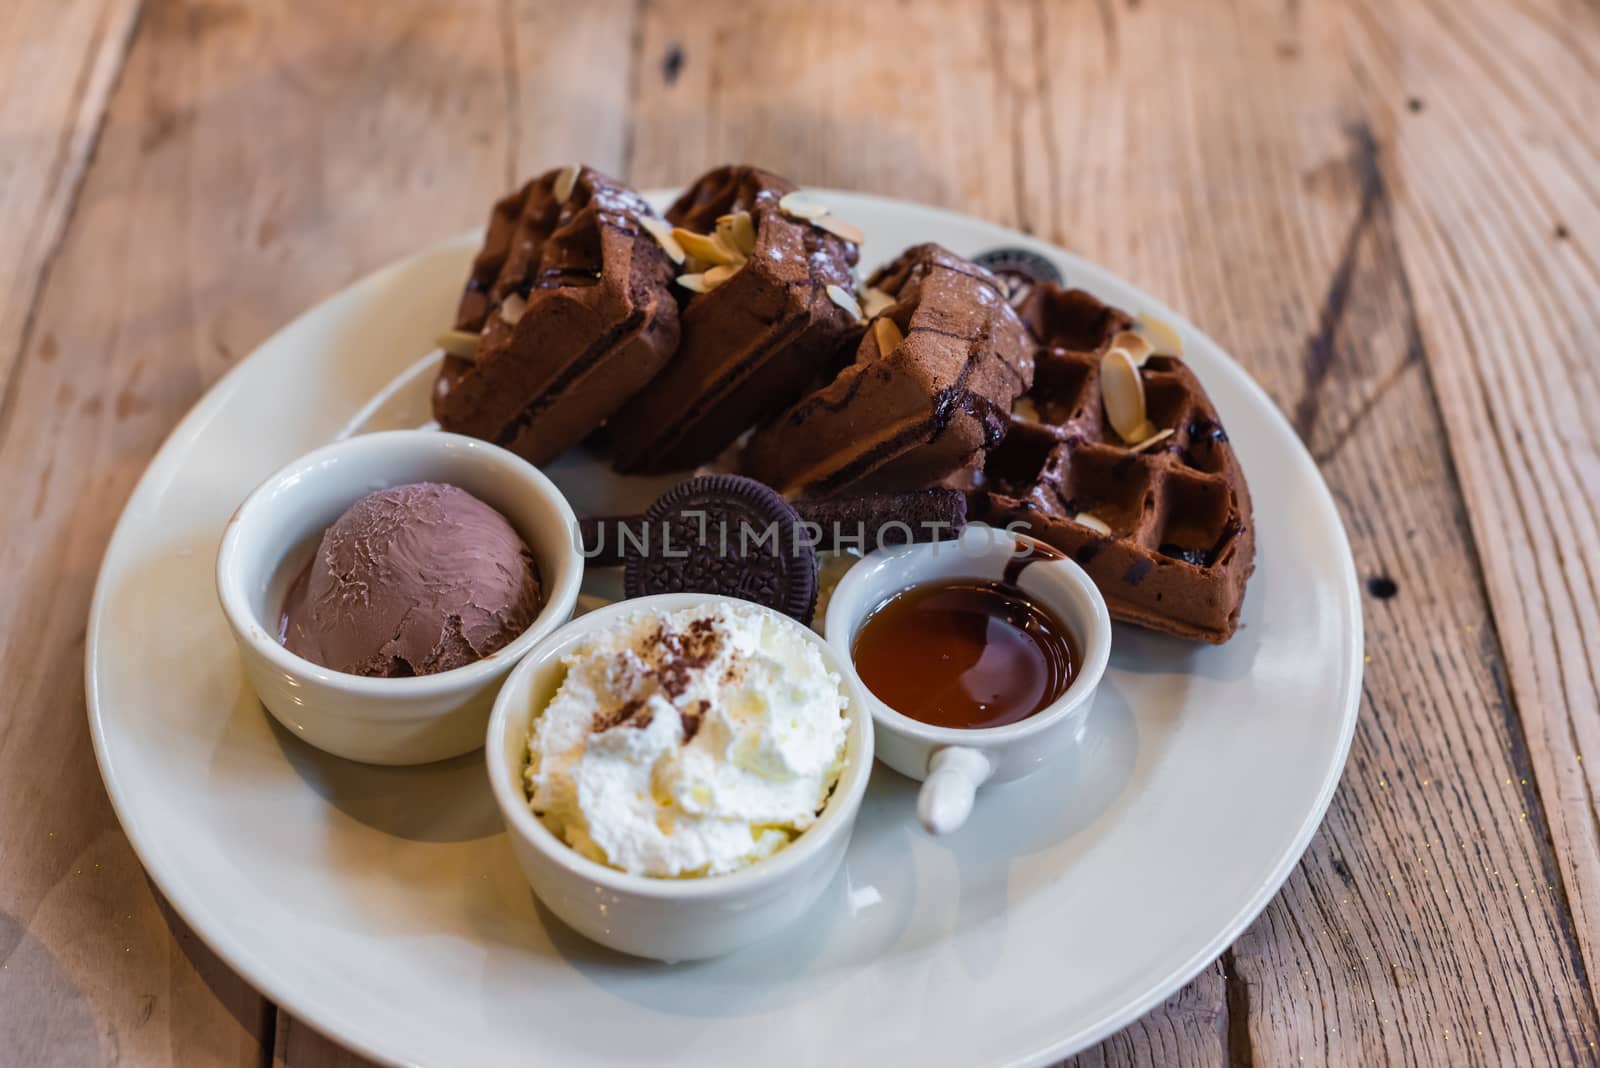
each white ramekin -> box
[823,524,1111,835]
[216,430,583,765]
[486,592,874,962]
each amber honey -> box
[851,579,1077,730]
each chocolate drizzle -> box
[974,281,1255,642]
[607,165,861,473]
[1001,538,1066,587]
[746,243,1033,496]
[433,164,680,466]
[490,309,647,447]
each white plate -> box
[87,191,1361,1067]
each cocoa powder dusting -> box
[591,616,725,733]
[681,699,708,744]
[593,697,650,732]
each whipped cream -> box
[525,601,849,877]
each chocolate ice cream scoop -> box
[281,483,543,677]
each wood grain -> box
[1345,0,1600,1019]
[2,0,1597,1065]
[0,1,270,1061]
[0,0,628,1064]
[0,0,282,1060]
[273,1012,366,1068]
[626,1,1600,1065]
[0,0,141,403]
[1014,0,1600,1061]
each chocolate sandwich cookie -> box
[742,243,1034,497]
[606,166,864,474]
[623,475,819,624]
[971,246,1064,308]
[433,165,681,466]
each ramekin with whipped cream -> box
[485,593,873,962]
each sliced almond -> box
[717,210,758,256]
[1074,512,1113,536]
[732,210,758,254]
[435,329,481,359]
[714,230,746,263]
[1013,396,1043,423]
[1129,426,1174,453]
[815,213,864,245]
[499,292,528,326]
[673,227,743,267]
[638,215,685,264]
[859,285,895,319]
[1100,347,1149,442]
[1137,312,1184,357]
[675,272,710,295]
[826,283,863,321]
[778,191,829,220]
[553,164,580,204]
[1109,331,1154,368]
[703,263,741,288]
[873,316,904,355]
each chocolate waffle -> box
[432,165,680,465]
[977,283,1255,643]
[743,243,1033,496]
[607,165,863,474]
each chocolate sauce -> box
[1001,538,1065,586]
[851,578,1077,730]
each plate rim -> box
[85,188,1363,1067]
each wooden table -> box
[3,1,1596,1064]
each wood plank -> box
[0,0,141,389]
[625,0,1024,211]
[0,0,627,1065]
[1344,0,1600,1021]
[1010,0,1600,1063]
[0,0,276,1060]
[274,1011,367,1068]
[1065,962,1228,1068]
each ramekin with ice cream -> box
[217,431,583,765]
[486,593,874,961]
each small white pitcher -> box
[824,524,1112,834]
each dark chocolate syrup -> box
[1001,538,1066,587]
[851,574,1077,731]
